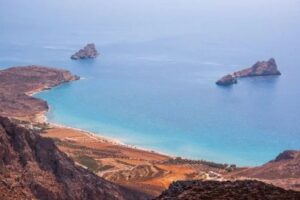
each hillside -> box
[229,150,300,191]
[0,116,147,200]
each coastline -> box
[47,120,173,159]
[13,67,245,195]
[33,81,236,195]
[4,66,298,195]
[31,86,173,160]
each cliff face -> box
[234,58,281,77]
[0,116,146,200]
[71,43,98,60]
[0,66,79,122]
[155,180,300,200]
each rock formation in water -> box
[216,58,281,86]
[0,116,147,200]
[0,66,79,122]
[229,150,300,191]
[216,74,237,86]
[71,43,99,60]
[155,180,300,200]
[234,58,281,77]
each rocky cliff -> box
[0,66,79,122]
[0,116,147,200]
[155,180,300,200]
[71,43,99,60]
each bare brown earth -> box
[43,126,233,197]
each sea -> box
[0,0,300,166]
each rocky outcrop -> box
[71,43,99,60]
[234,58,281,77]
[216,74,237,86]
[0,116,147,200]
[216,58,281,86]
[155,180,300,200]
[0,66,79,122]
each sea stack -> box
[234,58,281,77]
[216,58,281,86]
[216,74,237,86]
[71,43,99,60]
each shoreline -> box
[25,77,174,160]
[30,77,239,167]
[47,120,173,159]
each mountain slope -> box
[0,116,147,200]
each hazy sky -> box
[1,0,299,27]
[0,0,299,46]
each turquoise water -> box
[1,0,300,166]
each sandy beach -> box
[42,123,228,196]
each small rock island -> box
[216,58,281,86]
[71,43,99,60]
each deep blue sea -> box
[1,0,300,166]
